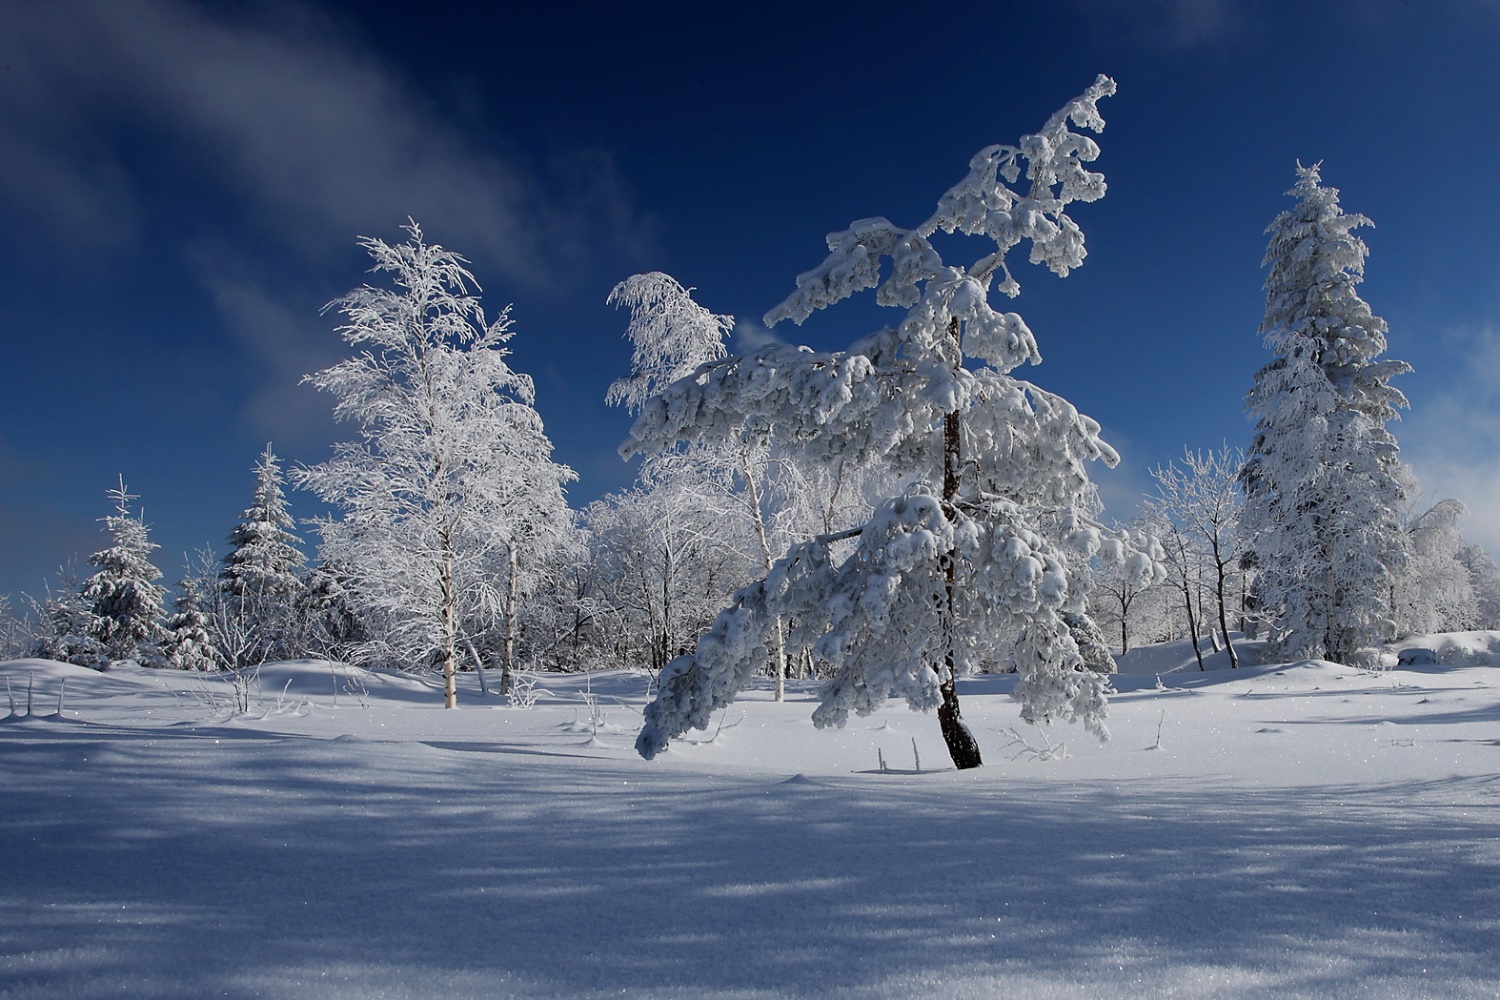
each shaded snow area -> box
[3,647,1500,999]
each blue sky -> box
[2,0,1499,600]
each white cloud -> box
[1400,324,1500,557]
[185,245,344,450]
[731,317,787,352]
[0,0,649,285]
[0,0,654,450]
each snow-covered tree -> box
[628,76,1160,769]
[220,444,305,660]
[1458,544,1500,630]
[607,272,883,698]
[27,563,106,667]
[1392,492,1478,637]
[1147,446,1246,667]
[296,562,367,662]
[162,567,227,672]
[297,221,576,706]
[1241,164,1411,665]
[1089,518,1177,654]
[584,462,759,675]
[79,478,168,666]
[606,272,732,412]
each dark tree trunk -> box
[939,317,982,770]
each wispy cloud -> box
[0,0,650,284]
[0,0,654,448]
[1064,0,1250,50]
[731,317,787,353]
[185,244,344,451]
[1401,324,1500,556]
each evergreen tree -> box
[1241,164,1411,664]
[80,478,168,665]
[220,445,305,659]
[296,562,368,662]
[162,572,227,671]
[221,445,305,600]
[29,563,107,667]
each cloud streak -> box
[0,0,650,285]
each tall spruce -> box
[1241,164,1411,664]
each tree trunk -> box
[440,540,458,709]
[740,450,788,701]
[938,317,982,770]
[501,545,517,696]
[1212,541,1239,668]
[463,636,490,696]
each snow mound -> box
[1386,630,1500,668]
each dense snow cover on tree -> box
[1241,164,1412,665]
[217,445,306,662]
[1146,446,1246,669]
[296,222,576,707]
[627,76,1161,768]
[606,272,732,414]
[221,445,305,601]
[1392,493,1479,637]
[161,570,227,672]
[58,479,170,667]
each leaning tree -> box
[629,76,1159,769]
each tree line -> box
[5,78,1498,769]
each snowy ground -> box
[2,644,1499,999]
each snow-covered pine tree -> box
[162,570,227,671]
[220,444,305,659]
[296,221,576,707]
[80,478,168,666]
[28,563,107,667]
[1241,164,1412,665]
[628,76,1160,769]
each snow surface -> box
[3,647,1499,999]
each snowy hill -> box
[2,641,1499,998]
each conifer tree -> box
[162,571,227,671]
[220,445,305,659]
[221,445,305,601]
[80,478,168,665]
[1241,164,1411,664]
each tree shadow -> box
[3,722,1499,998]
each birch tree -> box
[297,222,575,706]
[1147,446,1246,667]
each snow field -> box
[2,652,1499,998]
